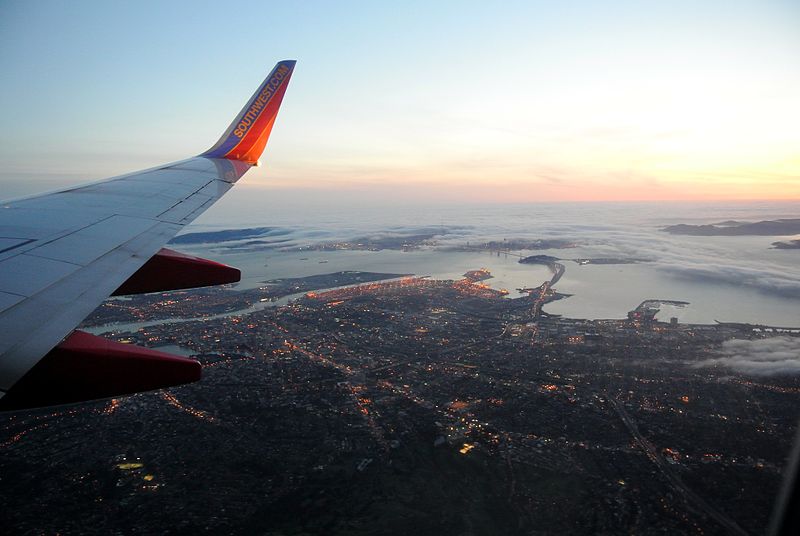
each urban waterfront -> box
[2,260,799,534]
[179,200,800,326]
[2,201,799,535]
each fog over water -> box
[178,200,800,327]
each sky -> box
[0,0,799,205]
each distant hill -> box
[170,227,287,244]
[519,254,560,265]
[474,238,576,250]
[772,239,800,249]
[663,219,800,236]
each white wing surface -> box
[0,60,296,409]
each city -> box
[1,268,797,534]
[1,3,798,534]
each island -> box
[518,254,561,265]
[572,258,643,265]
[663,219,800,236]
[771,239,800,250]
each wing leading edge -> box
[0,60,296,410]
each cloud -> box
[188,200,800,303]
[694,337,800,376]
[654,262,800,299]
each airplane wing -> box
[0,60,296,410]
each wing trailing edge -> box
[0,331,201,411]
[201,60,296,164]
[112,248,241,296]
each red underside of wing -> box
[0,331,201,411]
[112,248,241,296]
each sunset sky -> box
[0,0,798,203]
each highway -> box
[608,397,749,536]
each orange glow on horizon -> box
[243,170,800,203]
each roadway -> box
[608,396,749,536]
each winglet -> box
[201,60,296,164]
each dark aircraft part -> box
[769,421,800,536]
[112,247,241,295]
[0,330,201,411]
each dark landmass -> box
[170,227,291,245]
[292,226,475,252]
[170,228,579,254]
[456,238,577,251]
[296,233,442,252]
[641,299,690,306]
[663,219,800,236]
[5,270,798,535]
[628,300,690,323]
[260,271,409,293]
[519,254,561,265]
[222,238,295,250]
[80,286,253,326]
[572,258,643,265]
[80,272,407,327]
[463,269,492,282]
[771,239,800,250]
[518,256,566,286]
